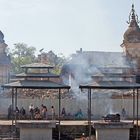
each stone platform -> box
[93,121,133,140]
[17,120,56,140]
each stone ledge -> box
[17,120,56,128]
[93,121,133,129]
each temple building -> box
[61,4,140,87]
[0,31,11,85]
[121,4,140,78]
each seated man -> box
[34,107,42,120]
[75,108,84,119]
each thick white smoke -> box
[61,50,134,116]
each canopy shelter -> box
[79,81,140,140]
[2,63,70,140]
[3,80,69,89]
[2,80,70,140]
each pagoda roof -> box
[79,81,140,89]
[91,73,135,78]
[21,63,54,69]
[16,73,60,78]
[2,80,70,89]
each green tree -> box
[10,43,36,73]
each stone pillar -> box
[93,121,133,140]
[17,120,56,140]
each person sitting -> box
[34,107,42,120]
[34,112,42,120]
[81,133,86,140]
[75,109,84,119]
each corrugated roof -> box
[79,81,140,89]
[2,80,70,89]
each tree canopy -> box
[10,43,36,73]
[9,43,67,74]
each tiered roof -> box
[3,63,70,90]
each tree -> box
[10,43,36,73]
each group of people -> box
[8,104,55,120]
[29,104,55,120]
[8,105,26,120]
[29,105,69,120]
[8,104,85,120]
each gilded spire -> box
[123,4,140,44]
[127,4,139,27]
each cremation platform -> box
[17,120,56,140]
[93,121,133,140]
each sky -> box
[0,0,139,57]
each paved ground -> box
[0,119,137,126]
[0,120,91,126]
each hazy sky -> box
[0,0,139,56]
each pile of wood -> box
[0,89,73,99]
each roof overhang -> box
[2,80,70,89]
[79,81,140,89]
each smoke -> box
[61,52,105,102]
[61,50,135,116]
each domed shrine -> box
[123,4,140,44]
[121,4,140,72]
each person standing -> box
[51,106,55,120]
[19,107,26,119]
[15,106,19,119]
[121,108,126,119]
[29,104,34,119]
[43,106,48,120]
[8,105,12,120]
[61,107,66,118]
